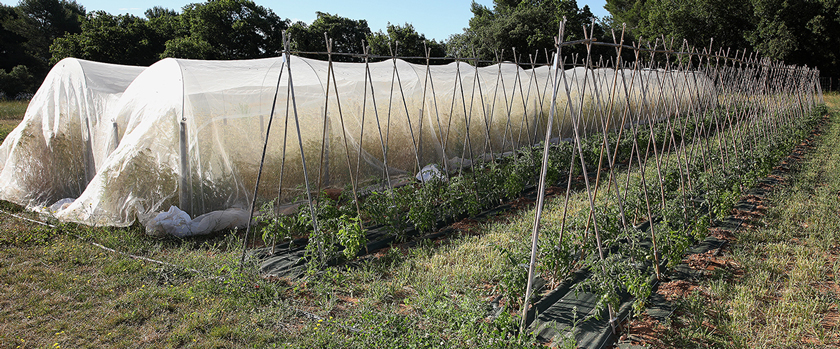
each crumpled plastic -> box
[415,164,446,182]
[145,206,249,237]
[49,198,76,212]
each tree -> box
[286,12,371,61]
[0,5,39,73]
[604,0,647,32]
[614,0,753,52]
[447,0,604,64]
[747,0,840,76]
[145,7,188,50]
[50,11,167,66]
[0,65,36,99]
[367,23,446,62]
[164,0,288,60]
[160,36,214,60]
[144,6,177,19]
[17,0,85,63]
[0,0,85,97]
[605,0,840,78]
[51,0,289,62]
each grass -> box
[0,100,26,142]
[0,120,19,143]
[0,100,28,120]
[0,208,538,347]
[640,92,840,348]
[0,218,294,348]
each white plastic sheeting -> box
[0,55,714,236]
[0,58,145,209]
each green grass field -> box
[0,100,27,120]
[0,100,26,142]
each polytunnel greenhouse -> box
[0,50,715,236]
[0,58,145,215]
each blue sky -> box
[1,0,610,41]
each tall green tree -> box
[0,5,39,72]
[145,6,188,42]
[164,0,288,60]
[51,0,289,62]
[0,0,84,97]
[747,0,840,75]
[17,0,85,63]
[50,11,167,65]
[606,0,840,78]
[367,23,446,62]
[144,6,177,19]
[611,0,753,52]
[286,12,371,61]
[447,0,603,63]
[603,0,646,32]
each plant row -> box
[521,103,826,319]
[255,100,800,276]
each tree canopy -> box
[2,1,448,97]
[367,23,446,62]
[447,0,604,63]
[0,0,84,98]
[287,14,446,63]
[51,0,288,63]
[606,0,840,77]
[286,12,371,61]
[50,11,167,66]
[17,0,85,62]
[167,0,287,60]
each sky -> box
[3,0,610,42]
